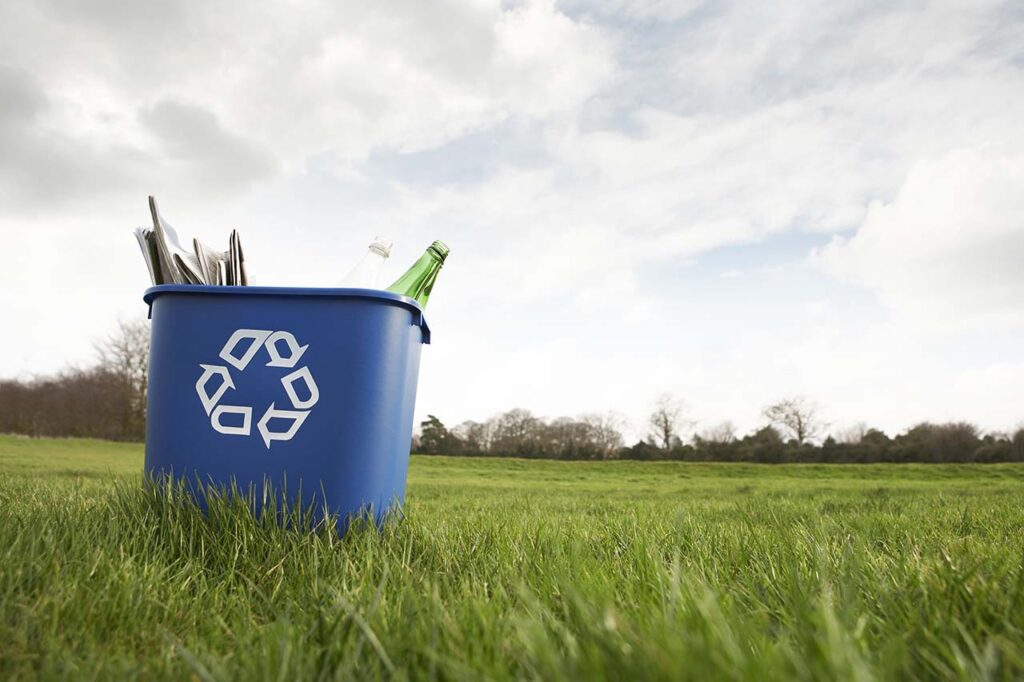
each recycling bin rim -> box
[143,284,431,344]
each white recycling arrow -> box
[257,402,309,449]
[195,364,234,415]
[211,405,252,435]
[264,331,308,368]
[220,329,272,370]
[281,366,319,409]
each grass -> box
[1,435,1023,680]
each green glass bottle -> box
[386,240,449,309]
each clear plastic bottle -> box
[338,236,393,288]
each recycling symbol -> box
[195,329,319,449]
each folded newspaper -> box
[133,196,248,286]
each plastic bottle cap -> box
[370,237,393,257]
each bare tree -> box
[542,417,586,459]
[95,319,150,439]
[648,393,690,452]
[490,408,542,455]
[0,367,137,441]
[452,420,493,454]
[580,411,626,458]
[762,396,824,445]
[699,420,737,444]
[834,422,869,444]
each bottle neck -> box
[427,240,449,263]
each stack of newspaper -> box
[134,196,248,286]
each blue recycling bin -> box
[142,285,430,530]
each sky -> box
[0,0,1021,441]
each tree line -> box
[417,395,1024,463]
[0,321,149,442]
[1,322,1021,463]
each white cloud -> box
[0,0,615,206]
[139,99,277,191]
[278,0,613,156]
[955,362,1024,432]
[816,147,1024,327]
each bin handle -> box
[415,311,431,345]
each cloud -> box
[955,362,1024,430]
[139,99,276,192]
[368,0,1024,328]
[0,0,1022,435]
[0,69,274,210]
[0,64,47,123]
[0,0,615,208]
[261,0,615,157]
[815,147,1024,327]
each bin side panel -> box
[144,291,424,528]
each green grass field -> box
[1,435,1023,680]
